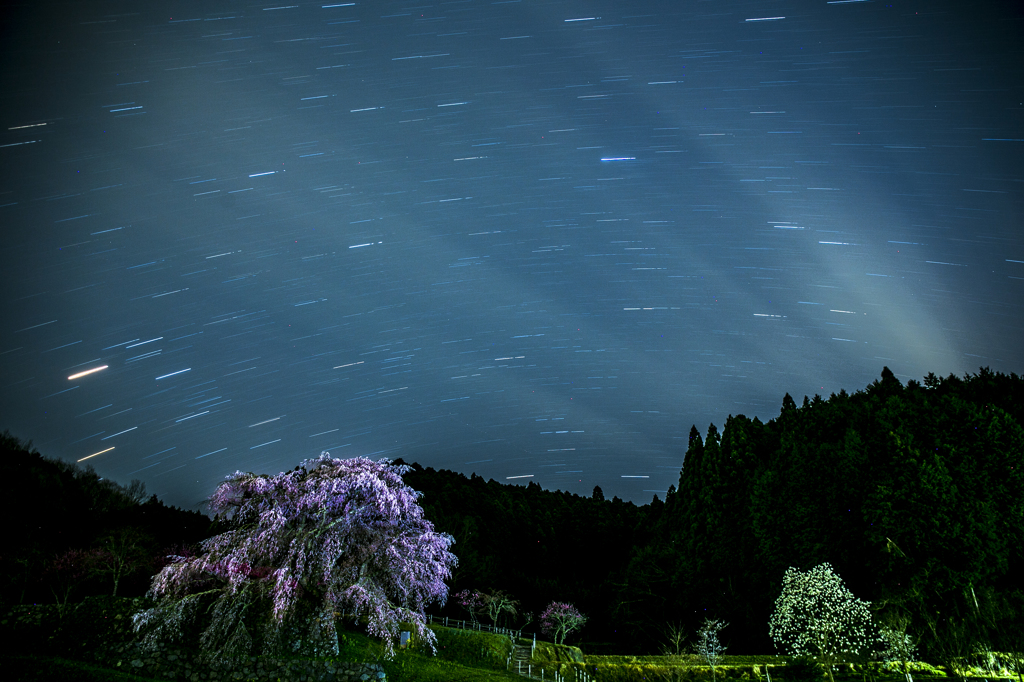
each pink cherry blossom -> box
[133,453,456,659]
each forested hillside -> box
[2,367,1022,660]
[397,459,654,650]
[405,368,1024,656]
[0,433,213,607]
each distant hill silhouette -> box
[3,367,1021,657]
[0,432,213,606]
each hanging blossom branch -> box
[133,454,457,660]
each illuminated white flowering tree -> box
[695,618,729,682]
[769,563,877,682]
[132,454,457,660]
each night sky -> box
[2,0,1021,509]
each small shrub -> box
[54,595,149,659]
[0,603,61,654]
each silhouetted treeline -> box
[403,368,1024,657]
[0,432,212,606]
[396,459,655,649]
[3,367,1022,660]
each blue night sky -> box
[2,0,1021,508]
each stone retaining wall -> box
[94,641,386,682]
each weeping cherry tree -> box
[132,454,457,660]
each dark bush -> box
[782,657,824,682]
[50,596,148,659]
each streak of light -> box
[15,320,57,333]
[69,365,108,380]
[102,338,138,349]
[155,368,191,380]
[101,427,137,440]
[41,386,79,399]
[76,404,112,417]
[249,416,283,427]
[506,475,534,479]
[125,337,162,348]
[79,447,114,462]
[143,447,176,459]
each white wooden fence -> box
[511,660,594,682]
[421,614,595,682]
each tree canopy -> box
[133,454,456,659]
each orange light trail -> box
[78,447,114,462]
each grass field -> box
[2,598,1020,682]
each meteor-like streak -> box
[78,446,114,462]
[68,365,108,380]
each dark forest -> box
[2,367,1022,660]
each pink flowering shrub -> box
[539,601,587,645]
[453,589,485,623]
[132,454,456,660]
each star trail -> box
[1,0,1021,508]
